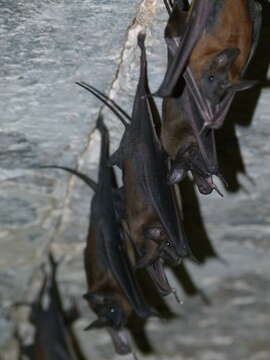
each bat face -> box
[162,95,220,195]
[168,144,217,195]
[199,48,240,106]
[84,292,127,330]
[143,224,181,265]
[83,222,133,356]
[84,293,132,355]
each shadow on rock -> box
[217,0,270,192]
[127,268,175,354]
[179,178,219,264]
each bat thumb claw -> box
[212,183,224,197]
[137,32,146,48]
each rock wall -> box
[1,0,270,359]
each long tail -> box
[76,81,130,128]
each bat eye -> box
[208,75,215,82]
[166,241,171,247]
[110,307,115,313]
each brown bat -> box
[157,0,261,118]
[159,0,261,193]
[41,117,152,355]
[74,35,194,299]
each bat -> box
[109,33,194,296]
[162,94,223,195]
[74,34,194,300]
[42,116,152,355]
[157,0,261,129]
[159,0,261,193]
[26,253,82,360]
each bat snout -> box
[107,327,132,355]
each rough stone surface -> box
[1,0,270,359]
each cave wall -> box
[1,0,270,359]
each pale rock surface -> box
[0,0,270,359]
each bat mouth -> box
[193,173,223,197]
[148,258,172,296]
[106,327,132,355]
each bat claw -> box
[171,288,181,303]
[212,183,224,197]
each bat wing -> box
[156,0,213,97]
[97,220,152,319]
[95,108,152,318]
[244,0,262,73]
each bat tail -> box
[38,165,98,192]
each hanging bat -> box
[74,34,194,299]
[41,116,152,355]
[109,33,194,295]
[159,0,261,193]
[157,0,261,129]
[58,88,179,298]
[25,253,83,360]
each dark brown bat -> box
[110,33,194,294]
[42,116,152,355]
[159,0,261,193]
[74,34,195,295]
[157,0,261,120]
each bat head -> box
[200,48,240,105]
[134,224,181,296]
[83,292,127,330]
[168,143,223,195]
[143,224,181,266]
[168,144,208,182]
[84,292,132,355]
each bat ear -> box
[231,80,257,92]
[83,292,104,306]
[215,47,240,68]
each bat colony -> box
[31,0,261,356]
